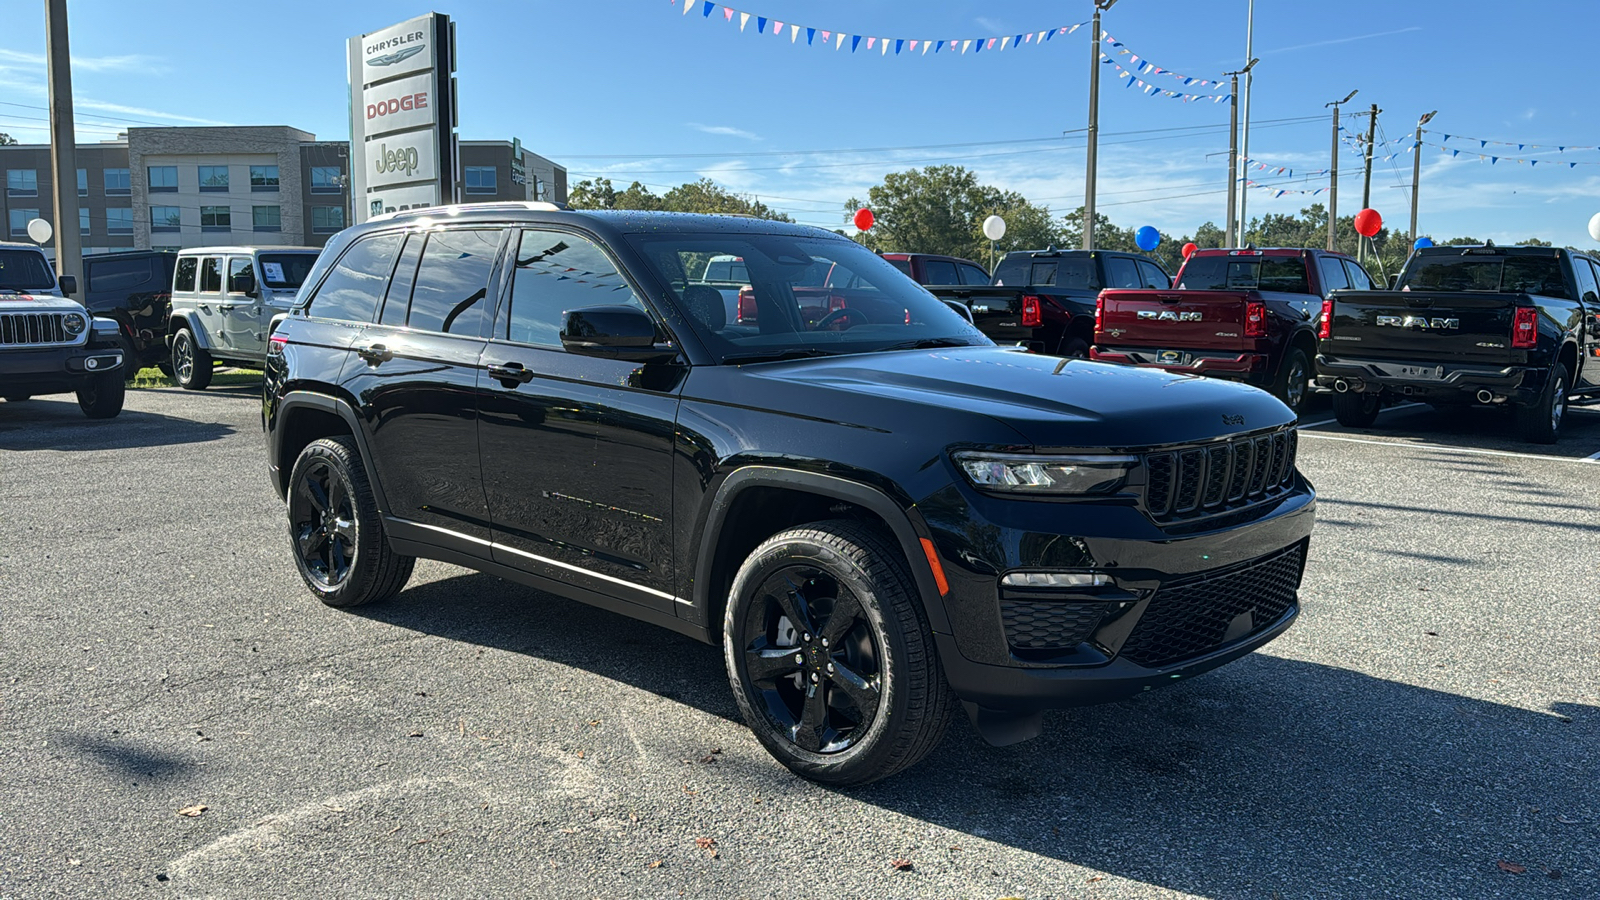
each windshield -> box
[258,253,319,290]
[626,232,990,363]
[1400,255,1568,298]
[0,249,57,292]
[1178,256,1310,294]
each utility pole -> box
[1082,0,1117,250]
[45,0,81,285]
[1324,89,1357,250]
[1358,103,1381,263]
[1409,110,1437,244]
[1224,58,1257,248]
[1235,0,1256,247]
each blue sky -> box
[3,0,1598,246]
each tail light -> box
[1244,300,1267,338]
[1511,306,1538,348]
[1094,294,1104,335]
[1021,294,1042,328]
[1318,299,1333,339]
[737,287,757,324]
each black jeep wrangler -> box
[263,204,1316,785]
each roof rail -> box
[369,200,571,222]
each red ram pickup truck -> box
[1092,247,1377,413]
[879,253,991,287]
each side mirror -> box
[58,275,77,297]
[560,306,677,363]
[1386,274,1399,289]
[229,271,257,296]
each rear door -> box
[1570,257,1600,388]
[195,255,226,349]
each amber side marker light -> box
[919,538,950,596]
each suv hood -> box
[749,346,1295,449]
[0,291,81,312]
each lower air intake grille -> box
[1001,600,1111,651]
[1118,544,1304,668]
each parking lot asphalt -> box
[2,385,1596,900]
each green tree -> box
[0,132,16,146]
[661,178,792,221]
[844,165,1062,264]
[567,177,664,211]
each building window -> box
[9,209,40,237]
[310,166,343,194]
[104,168,131,196]
[198,165,229,192]
[7,169,38,197]
[151,205,181,232]
[106,208,133,234]
[79,207,91,235]
[200,205,232,232]
[464,166,498,195]
[252,205,281,232]
[250,165,280,192]
[77,169,88,197]
[148,166,178,192]
[311,206,345,233]
[153,245,181,253]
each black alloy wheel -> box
[172,328,212,391]
[286,436,414,607]
[76,369,125,419]
[1332,389,1382,428]
[1275,347,1311,415]
[724,520,954,786]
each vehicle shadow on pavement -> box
[0,398,235,451]
[355,573,1596,896]
[1304,402,1600,458]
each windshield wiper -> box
[720,347,840,364]
[873,337,979,352]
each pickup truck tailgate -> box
[1097,289,1253,352]
[1327,290,1518,364]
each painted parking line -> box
[1296,402,1424,430]
[1297,431,1600,464]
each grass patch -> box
[130,365,263,390]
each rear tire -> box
[172,328,212,391]
[1332,390,1381,428]
[1273,346,1312,415]
[76,369,126,419]
[1060,336,1090,359]
[286,436,414,607]
[1515,362,1566,445]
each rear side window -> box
[306,232,402,323]
[1136,260,1170,289]
[958,263,990,285]
[1571,256,1599,302]
[174,257,197,292]
[378,233,425,326]
[1343,260,1373,290]
[88,257,156,294]
[921,260,958,284]
[1318,257,1350,292]
[1103,257,1141,289]
[406,228,502,335]
[199,258,223,293]
[508,229,646,348]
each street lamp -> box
[1224,58,1258,247]
[1324,89,1358,250]
[1410,109,1438,243]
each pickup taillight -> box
[737,287,757,324]
[1318,299,1333,339]
[1511,306,1538,348]
[1021,295,1042,328]
[1094,294,1104,334]
[1244,300,1267,338]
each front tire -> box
[1515,362,1567,445]
[1332,390,1381,428]
[1059,336,1090,359]
[286,436,414,607]
[76,369,125,419]
[1273,346,1312,415]
[723,519,954,786]
[172,328,212,390]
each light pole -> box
[1409,110,1437,243]
[1324,89,1357,250]
[1236,0,1256,247]
[1224,58,1258,247]
[1082,0,1118,251]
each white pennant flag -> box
[1037,30,1047,43]
[682,0,693,14]
[961,39,971,53]
[921,40,931,55]
[739,11,750,31]
[836,32,846,49]
[881,37,888,55]
[790,24,799,42]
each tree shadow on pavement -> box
[356,573,1598,898]
[0,398,234,451]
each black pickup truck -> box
[926,249,1171,357]
[1316,245,1600,442]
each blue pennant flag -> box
[974,38,982,53]
[806,27,815,45]
[1480,140,1487,147]
[895,39,903,54]
[1046,29,1054,40]
[934,39,942,53]
[701,1,713,17]
[756,16,766,33]
[1013,34,1024,48]
[851,34,861,52]
[1441,134,1450,142]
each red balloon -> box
[853,208,874,231]
[1181,242,1198,260]
[1354,208,1383,238]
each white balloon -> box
[26,217,52,244]
[982,214,1007,241]
[1588,211,1600,243]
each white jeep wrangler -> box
[0,241,126,418]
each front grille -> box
[0,312,70,346]
[1144,428,1297,523]
[1119,544,1304,668]
[1001,599,1111,651]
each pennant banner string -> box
[1424,129,1600,154]
[1101,54,1232,103]
[1420,139,1600,168]
[1099,32,1225,93]
[675,1,1088,57]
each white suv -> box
[0,241,126,417]
[167,246,321,389]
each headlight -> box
[954,452,1136,495]
[63,313,86,335]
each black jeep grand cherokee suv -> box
[263,203,1315,785]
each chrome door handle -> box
[356,343,393,364]
[486,362,535,385]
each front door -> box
[477,227,683,613]
[222,256,265,361]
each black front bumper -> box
[1316,355,1542,404]
[0,344,123,395]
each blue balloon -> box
[1413,237,1434,250]
[1135,225,1161,251]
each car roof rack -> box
[369,201,571,222]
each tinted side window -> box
[1104,257,1141,289]
[88,257,155,294]
[379,233,424,326]
[958,264,990,285]
[1343,260,1374,290]
[508,229,647,348]
[1571,256,1599,303]
[1136,260,1170,289]
[306,232,402,323]
[174,257,197,292]
[1585,259,1600,301]
[227,257,252,292]
[199,258,223,293]
[1318,256,1350,292]
[1029,262,1057,286]
[406,228,501,335]
[1258,258,1310,294]
[921,260,958,284]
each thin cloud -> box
[1265,27,1422,54]
[689,123,762,141]
[975,17,1007,33]
[0,48,167,73]
[74,99,232,127]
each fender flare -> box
[167,310,215,350]
[271,390,389,515]
[690,466,953,636]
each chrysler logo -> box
[1137,310,1202,322]
[1377,315,1458,330]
